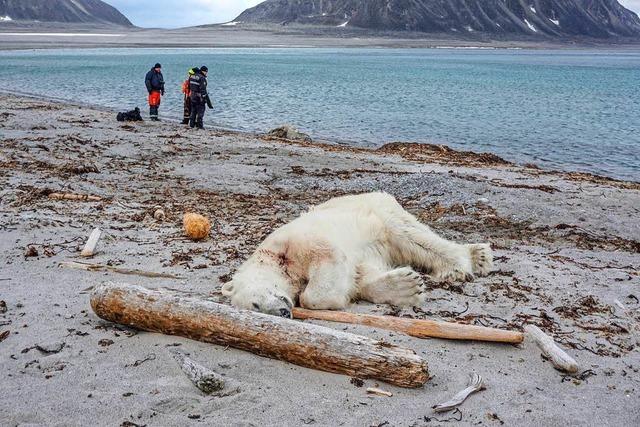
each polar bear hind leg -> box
[392,218,493,282]
[364,193,493,282]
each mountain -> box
[0,0,132,26]
[235,0,640,39]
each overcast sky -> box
[104,0,640,29]
[103,0,263,28]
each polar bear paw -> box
[382,267,426,307]
[466,243,493,277]
[358,266,426,307]
[432,267,475,283]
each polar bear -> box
[223,192,493,318]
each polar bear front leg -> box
[356,264,426,307]
[299,258,354,310]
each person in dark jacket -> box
[181,67,197,125]
[145,63,165,121]
[189,65,212,129]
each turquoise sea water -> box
[0,48,638,181]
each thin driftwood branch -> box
[48,192,102,202]
[61,261,183,279]
[90,283,430,388]
[433,373,486,413]
[525,325,579,373]
[292,308,523,344]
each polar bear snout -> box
[223,277,295,318]
[248,295,293,318]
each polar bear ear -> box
[221,281,235,296]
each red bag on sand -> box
[148,91,161,107]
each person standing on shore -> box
[189,65,212,129]
[145,63,165,121]
[181,67,197,125]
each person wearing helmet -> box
[181,67,198,125]
[189,65,212,129]
[145,63,165,121]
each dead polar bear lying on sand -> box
[223,192,493,317]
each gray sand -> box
[0,94,638,426]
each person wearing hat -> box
[188,65,212,129]
[181,67,198,125]
[145,63,165,121]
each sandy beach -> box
[0,93,639,426]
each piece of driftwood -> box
[292,308,523,344]
[90,283,429,388]
[170,349,225,394]
[614,299,640,332]
[80,228,102,257]
[433,373,485,413]
[60,261,183,279]
[48,192,102,202]
[366,387,393,397]
[525,325,578,373]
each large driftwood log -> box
[293,308,524,344]
[90,283,429,388]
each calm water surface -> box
[0,48,638,180]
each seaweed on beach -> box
[415,202,640,254]
[553,295,613,320]
[378,142,512,167]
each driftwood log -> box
[525,325,578,373]
[61,261,183,279]
[432,373,486,413]
[90,283,429,388]
[80,228,102,257]
[48,192,102,202]
[293,308,524,344]
[170,349,227,394]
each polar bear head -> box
[222,263,295,318]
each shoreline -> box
[1,24,640,51]
[1,93,639,426]
[2,89,637,188]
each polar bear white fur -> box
[223,192,493,317]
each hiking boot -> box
[181,119,189,125]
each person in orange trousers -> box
[145,63,165,121]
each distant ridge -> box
[235,0,640,39]
[0,0,132,26]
